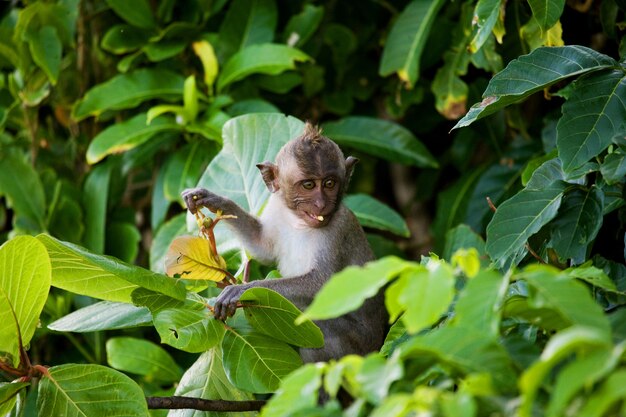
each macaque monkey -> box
[182,123,387,362]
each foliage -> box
[0,0,625,416]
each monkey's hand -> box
[213,282,255,320]
[182,187,235,215]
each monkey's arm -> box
[213,271,328,320]
[182,187,268,254]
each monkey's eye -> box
[323,179,336,189]
[302,180,315,190]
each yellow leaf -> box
[165,235,227,281]
[544,21,564,47]
[451,248,480,278]
[192,41,219,92]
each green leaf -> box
[153,308,225,353]
[453,46,617,129]
[218,0,277,60]
[101,24,151,54]
[442,224,486,263]
[578,369,626,417]
[38,234,186,303]
[106,221,141,263]
[379,0,446,87]
[547,345,622,417]
[528,0,565,32]
[345,194,409,237]
[470,0,504,53]
[519,326,611,417]
[357,353,404,405]
[283,4,324,47]
[522,265,611,334]
[549,187,604,264]
[217,43,311,91]
[322,116,437,168]
[452,270,508,337]
[197,114,304,215]
[106,0,156,29]
[0,150,46,232]
[390,260,455,334]
[260,363,324,417]
[82,161,112,253]
[72,68,185,121]
[28,26,62,85]
[241,288,323,348]
[163,142,214,202]
[557,70,626,172]
[87,113,180,164]
[486,181,567,268]
[401,326,517,393]
[300,256,411,322]
[48,301,151,332]
[0,236,51,366]
[222,327,302,393]
[565,262,617,292]
[106,337,182,383]
[173,348,256,408]
[0,382,30,416]
[600,149,626,184]
[37,364,149,416]
[150,213,186,274]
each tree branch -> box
[146,396,266,412]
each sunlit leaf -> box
[193,40,219,91]
[37,364,148,416]
[106,337,182,383]
[0,236,51,367]
[470,0,504,52]
[48,301,151,332]
[153,307,225,353]
[165,235,228,281]
[260,363,324,417]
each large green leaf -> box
[518,326,611,417]
[197,113,304,215]
[300,256,411,322]
[0,150,46,232]
[218,0,277,60]
[486,181,567,268]
[528,0,565,32]
[82,161,112,253]
[547,345,622,417]
[173,348,256,414]
[378,0,445,87]
[0,381,29,416]
[222,327,302,393]
[37,364,149,417]
[72,68,185,121]
[163,142,214,202]
[557,70,626,172]
[549,187,604,264]
[260,363,324,417]
[105,0,156,30]
[345,194,409,237]
[469,0,503,53]
[28,25,62,84]
[240,288,323,348]
[453,46,617,129]
[106,337,182,383]
[452,269,508,337]
[322,116,437,168]
[401,326,517,393]
[578,369,626,417]
[153,307,225,353]
[387,260,455,333]
[37,234,186,303]
[0,236,51,367]
[217,44,311,91]
[522,266,611,334]
[86,113,181,164]
[48,301,152,332]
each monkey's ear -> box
[345,156,359,186]
[256,162,280,193]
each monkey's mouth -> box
[304,211,326,224]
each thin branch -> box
[146,396,266,412]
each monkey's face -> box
[283,173,343,228]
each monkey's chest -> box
[271,227,324,277]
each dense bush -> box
[0,0,624,416]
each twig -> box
[146,396,266,411]
[525,243,547,264]
[486,196,497,213]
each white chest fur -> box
[260,193,325,277]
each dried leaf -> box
[165,236,227,281]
